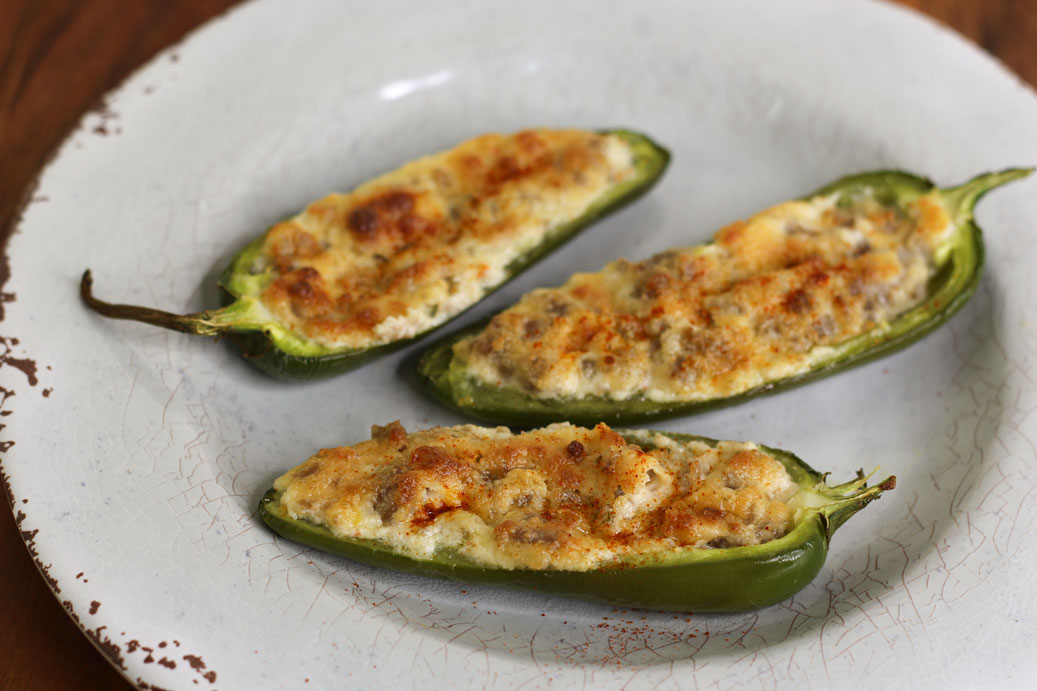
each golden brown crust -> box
[252,130,635,349]
[273,422,798,570]
[455,191,952,402]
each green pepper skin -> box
[415,168,1032,427]
[80,129,670,381]
[258,430,892,612]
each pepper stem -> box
[80,269,233,337]
[821,473,895,538]
[941,168,1033,223]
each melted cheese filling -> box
[453,191,953,401]
[273,422,798,571]
[250,130,635,349]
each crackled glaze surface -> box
[2,0,1036,688]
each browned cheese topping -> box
[273,422,798,570]
[452,191,953,401]
[248,130,635,349]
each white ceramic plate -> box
[5,0,1037,687]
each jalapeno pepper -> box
[416,168,1031,426]
[80,129,670,380]
[258,428,893,612]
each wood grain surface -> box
[0,1,1033,688]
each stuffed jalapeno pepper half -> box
[418,168,1030,425]
[259,421,892,612]
[82,128,669,379]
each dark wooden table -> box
[1,1,1033,688]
